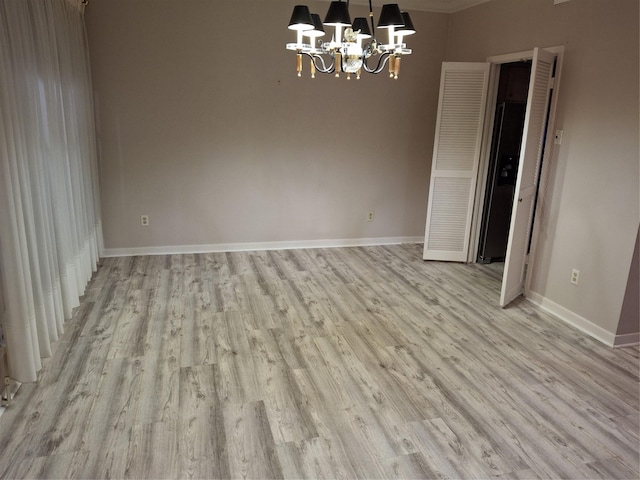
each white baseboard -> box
[526,291,618,347]
[102,236,424,258]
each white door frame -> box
[468,46,564,298]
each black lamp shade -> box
[324,1,351,27]
[312,13,326,33]
[304,13,326,38]
[396,12,415,35]
[377,4,404,28]
[352,17,372,38]
[288,5,314,30]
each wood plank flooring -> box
[0,244,638,479]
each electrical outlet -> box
[554,129,564,145]
[367,211,374,222]
[570,269,579,285]
[140,215,149,226]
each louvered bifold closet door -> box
[423,62,490,261]
[500,48,556,306]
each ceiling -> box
[396,0,493,13]
[328,0,494,14]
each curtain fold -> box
[0,0,102,383]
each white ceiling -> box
[328,0,494,14]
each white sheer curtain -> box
[0,0,102,383]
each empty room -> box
[0,0,638,478]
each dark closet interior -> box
[477,61,532,264]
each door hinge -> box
[549,76,556,89]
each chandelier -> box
[286,1,416,80]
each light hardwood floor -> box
[0,244,638,479]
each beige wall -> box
[85,0,448,250]
[447,0,639,336]
[86,0,639,339]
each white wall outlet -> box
[570,268,579,285]
[554,129,564,145]
[367,211,374,222]
[140,215,149,226]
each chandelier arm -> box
[362,42,378,60]
[303,53,335,74]
[362,51,392,73]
